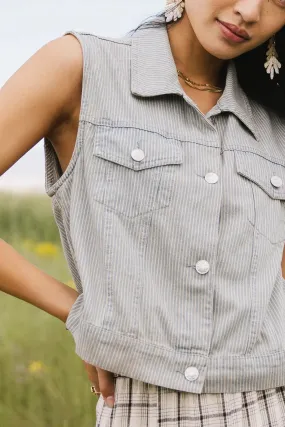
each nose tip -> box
[234,3,260,25]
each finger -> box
[83,361,100,391]
[96,367,115,407]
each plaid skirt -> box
[95,375,285,427]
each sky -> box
[0,0,164,193]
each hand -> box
[83,361,116,408]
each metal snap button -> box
[196,260,210,275]
[205,172,219,184]
[271,175,283,188]
[185,367,199,382]
[131,148,145,162]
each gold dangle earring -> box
[264,36,282,80]
[165,0,185,23]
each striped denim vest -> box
[44,20,285,393]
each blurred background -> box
[0,1,163,426]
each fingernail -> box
[106,396,115,408]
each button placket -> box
[205,172,219,184]
[196,260,210,275]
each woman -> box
[1,0,285,425]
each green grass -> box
[0,192,61,244]
[0,192,98,427]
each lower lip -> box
[216,20,248,43]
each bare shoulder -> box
[49,33,83,75]
[0,33,84,175]
[44,33,84,111]
[44,33,84,119]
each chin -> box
[211,51,239,60]
[202,42,243,61]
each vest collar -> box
[130,20,259,141]
[130,20,183,98]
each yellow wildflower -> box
[34,242,59,257]
[28,361,46,373]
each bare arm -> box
[0,239,78,322]
[0,32,137,403]
[0,34,82,175]
[0,34,83,320]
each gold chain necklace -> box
[177,69,223,93]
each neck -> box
[166,14,227,88]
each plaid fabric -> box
[95,376,285,426]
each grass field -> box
[0,191,98,427]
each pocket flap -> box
[93,126,183,170]
[235,150,285,200]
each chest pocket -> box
[235,150,285,244]
[92,126,183,218]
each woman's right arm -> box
[0,34,83,321]
[0,34,82,175]
[0,239,79,322]
[0,33,117,403]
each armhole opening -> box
[44,30,90,197]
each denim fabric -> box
[44,19,285,393]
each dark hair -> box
[127,9,285,118]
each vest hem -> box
[68,319,285,394]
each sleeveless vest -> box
[44,21,285,393]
